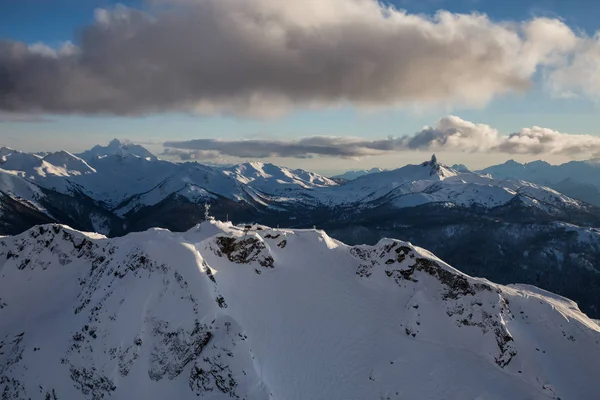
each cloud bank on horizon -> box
[164,116,600,159]
[0,0,599,117]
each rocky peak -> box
[108,139,123,148]
[421,154,443,176]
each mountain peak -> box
[108,138,123,147]
[502,159,524,167]
[428,154,441,176]
[430,153,438,166]
[420,154,452,177]
[451,164,470,172]
[78,139,156,161]
[525,160,551,168]
[0,147,23,157]
[42,151,96,174]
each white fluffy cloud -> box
[0,0,595,116]
[546,33,600,99]
[407,116,600,157]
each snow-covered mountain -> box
[451,163,470,172]
[331,167,385,181]
[480,159,600,206]
[0,168,122,237]
[0,143,593,219]
[2,143,600,318]
[0,169,55,234]
[0,142,338,212]
[2,142,599,221]
[322,155,589,214]
[0,148,94,179]
[1,221,599,399]
[77,139,157,161]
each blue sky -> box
[2,0,599,43]
[0,0,599,172]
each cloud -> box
[160,148,222,161]
[545,33,600,99]
[406,116,600,157]
[0,112,53,123]
[164,115,600,158]
[163,137,396,159]
[404,116,499,151]
[0,0,593,116]
[499,128,600,157]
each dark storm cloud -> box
[163,136,399,158]
[0,0,588,116]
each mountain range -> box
[1,141,600,318]
[1,221,599,399]
[334,158,600,208]
[1,144,595,233]
[479,159,600,207]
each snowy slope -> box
[41,151,97,176]
[81,156,180,207]
[0,148,98,196]
[1,222,599,399]
[224,162,337,190]
[113,161,338,215]
[0,169,52,218]
[0,148,95,178]
[0,148,44,172]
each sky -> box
[0,0,599,174]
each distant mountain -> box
[0,147,41,170]
[0,147,96,181]
[2,146,591,222]
[0,170,55,234]
[77,138,157,161]
[1,222,599,399]
[451,163,470,172]
[331,167,385,181]
[480,159,600,206]
[2,145,600,317]
[42,151,96,175]
[0,167,123,236]
[323,155,589,213]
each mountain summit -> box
[77,139,157,161]
[423,153,442,176]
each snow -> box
[331,167,385,181]
[310,156,585,213]
[89,213,112,236]
[77,139,157,161]
[0,170,52,217]
[41,151,97,175]
[225,162,337,189]
[480,158,600,202]
[1,222,599,399]
[0,144,593,217]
